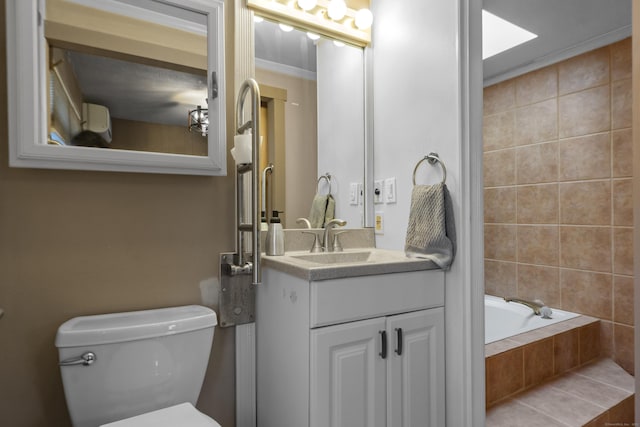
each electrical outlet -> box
[384,177,397,203]
[375,211,384,234]
[374,180,384,204]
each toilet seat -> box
[100,403,221,427]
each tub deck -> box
[485,315,635,426]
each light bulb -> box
[253,15,264,23]
[333,40,345,47]
[297,0,316,11]
[327,0,346,20]
[355,8,373,29]
[279,23,294,32]
[306,32,320,40]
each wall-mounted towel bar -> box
[317,173,333,195]
[412,152,447,185]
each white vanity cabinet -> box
[256,266,445,427]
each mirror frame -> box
[5,0,226,176]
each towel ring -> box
[317,173,332,195]
[412,153,447,186]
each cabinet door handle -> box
[379,330,387,359]
[395,328,403,356]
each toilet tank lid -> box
[55,305,217,348]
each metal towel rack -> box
[412,152,447,186]
[317,173,332,195]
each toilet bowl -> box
[55,305,221,427]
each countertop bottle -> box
[265,211,284,256]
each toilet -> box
[55,305,221,427]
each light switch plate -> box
[384,177,397,203]
[349,183,358,205]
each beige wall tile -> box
[483,111,515,152]
[613,275,634,326]
[558,47,610,95]
[613,324,635,376]
[486,348,524,405]
[485,224,518,262]
[515,65,558,106]
[485,260,517,297]
[551,372,631,408]
[559,181,611,225]
[559,85,610,138]
[517,264,560,307]
[485,187,516,224]
[600,320,614,359]
[523,338,554,387]
[612,78,632,130]
[579,322,601,364]
[560,226,611,272]
[613,227,633,275]
[558,133,611,181]
[486,400,568,426]
[514,386,602,426]
[611,38,632,81]
[560,269,612,319]
[583,412,609,427]
[516,142,558,184]
[517,225,559,266]
[484,149,516,187]
[484,80,515,116]
[554,329,579,374]
[517,184,558,224]
[612,129,633,177]
[514,99,558,145]
[613,179,633,226]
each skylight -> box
[482,10,538,60]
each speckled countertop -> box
[260,228,439,281]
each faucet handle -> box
[332,230,348,252]
[301,231,323,253]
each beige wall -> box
[0,1,238,425]
[483,39,634,375]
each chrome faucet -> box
[504,297,553,318]
[323,219,347,252]
[296,218,312,229]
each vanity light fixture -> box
[297,0,317,12]
[188,105,209,136]
[327,0,347,20]
[279,23,294,32]
[306,31,321,40]
[247,0,372,47]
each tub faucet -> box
[323,219,347,252]
[504,297,553,319]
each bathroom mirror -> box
[6,0,226,175]
[254,19,366,229]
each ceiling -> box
[483,0,632,83]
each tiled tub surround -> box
[483,38,634,374]
[486,317,635,426]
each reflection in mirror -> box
[48,46,209,155]
[254,18,365,229]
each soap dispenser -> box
[265,210,284,256]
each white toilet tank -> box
[55,305,217,427]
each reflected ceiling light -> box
[279,23,294,32]
[297,0,316,12]
[254,15,264,23]
[306,32,320,40]
[327,0,347,21]
[482,10,537,60]
[354,8,373,30]
[333,40,345,47]
[188,105,208,137]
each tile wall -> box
[483,38,634,374]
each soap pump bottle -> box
[265,210,284,256]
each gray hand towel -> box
[404,183,456,270]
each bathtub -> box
[485,294,579,344]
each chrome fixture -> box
[504,297,553,319]
[262,164,274,221]
[59,351,96,367]
[188,105,209,136]
[302,230,323,253]
[296,218,312,229]
[322,219,347,252]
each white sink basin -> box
[289,251,373,265]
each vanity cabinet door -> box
[386,308,445,427]
[310,317,387,427]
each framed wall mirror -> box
[253,17,367,229]
[5,0,226,175]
